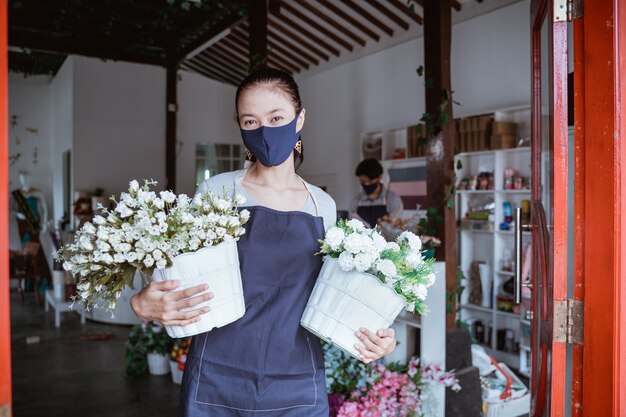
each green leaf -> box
[456,160,463,170]
[416,65,424,77]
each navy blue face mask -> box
[240,111,301,167]
[362,181,379,195]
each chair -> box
[13,241,42,306]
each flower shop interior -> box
[2,1,626,417]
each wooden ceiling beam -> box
[269,12,340,57]
[189,56,242,85]
[364,0,410,31]
[317,0,380,42]
[234,26,308,70]
[176,11,246,62]
[181,60,239,85]
[195,47,247,79]
[342,0,394,37]
[210,43,251,74]
[247,0,269,70]
[268,16,330,61]
[219,36,251,62]
[293,1,365,47]
[414,0,462,12]
[280,2,353,52]
[387,0,423,25]
[9,28,166,66]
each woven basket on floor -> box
[301,257,405,359]
[149,240,245,338]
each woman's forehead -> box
[238,85,294,112]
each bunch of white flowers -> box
[318,219,436,314]
[55,179,250,312]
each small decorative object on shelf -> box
[55,179,250,338]
[170,337,191,384]
[301,219,436,359]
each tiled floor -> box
[10,291,180,417]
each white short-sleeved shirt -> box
[196,169,337,231]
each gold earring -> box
[294,140,302,153]
[244,147,253,160]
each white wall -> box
[297,0,531,210]
[8,73,54,214]
[49,58,74,222]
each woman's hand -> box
[130,280,213,326]
[354,327,397,364]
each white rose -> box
[156,259,167,270]
[93,215,106,225]
[152,249,163,260]
[216,199,231,211]
[376,259,397,278]
[347,219,366,232]
[97,241,111,252]
[228,216,240,227]
[115,202,133,218]
[77,281,90,291]
[121,193,135,208]
[143,255,155,268]
[181,213,195,224]
[153,198,165,210]
[406,303,416,313]
[337,251,355,271]
[159,191,177,204]
[424,273,436,287]
[386,242,400,252]
[113,254,126,264]
[125,252,138,263]
[63,262,74,271]
[325,227,345,251]
[215,227,226,237]
[95,284,103,292]
[218,216,229,226]
[129,180,139,193]
[234,194,246,206]
[412,283,428,301]
[82,222,96,235]
[101,254,114,264]
[239,210,250,222]
[79,237,94,252]
[354,252,375,273]
[344,233,364,254]
[206,213,220,223]
[406,252,424,269]
[399,231,422,251]
[372,232,387,251]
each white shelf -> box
[457,189,495,194]
[495,310,521,319]
[520,345,531,352]
[498,189,531,194]
[456,150,496,157]
[496,270,514,276]
[460,303,494,314]
[460,229,495,235]
[496,230,532,237]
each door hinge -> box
[554,299,584,344]
[555,0,583,22]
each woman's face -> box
[237,85,305,132]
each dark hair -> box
[355,158,383,179]
[235,68,304,169]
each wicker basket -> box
[300,257,405,359]
[149,240,245,338]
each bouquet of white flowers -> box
[55,180,250,315]
[301,219,436,359]
[318,218,435,314]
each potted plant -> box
[301,219,436,359]
[170,337,191,384]
[55,179,250,338]
[145,322,173,375]
[125,323,149,379]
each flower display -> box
[171,337,192,371]
[335,358,461,417]
[318,219,436,314]
[54,179,250,312]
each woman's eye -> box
[243,120,256,126]
[271,116,283,123]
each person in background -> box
[349,158,403,228]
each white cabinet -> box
[455,147,532,374]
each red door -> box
[0,0,13,415]
[529,1,569,416]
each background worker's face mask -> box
[240,111,301,167]
[362,181,379,195]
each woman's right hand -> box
[130,280,213,326]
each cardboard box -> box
[492,134,517,149]
[493,121,517,135]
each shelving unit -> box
[455,144,532,372]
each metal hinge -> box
[554,0,583,22]
[554,299,584,344]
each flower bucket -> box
[149,240,245,338]
[147,352,170,375]
[301,257,405,360]
[170,361,183,384]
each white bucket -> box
[149,240,245,338]
[147,352,170,375]
[300,257,405,360]
[170,360,183,384]
[52,270,66,300]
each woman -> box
[130,68,397,416]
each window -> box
[195,143,245,186]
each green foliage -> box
[124,322,173,379]
[322,341,370,397]
[418,207,443,238]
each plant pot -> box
[300,257,405,360]
[170,360,183,384]
[147,352,170,375]
[149,240,245,338]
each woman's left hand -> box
[354,327,397,364]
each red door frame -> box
[530,0,569,415]
[0,0,12,415]
[577,0,626,415]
